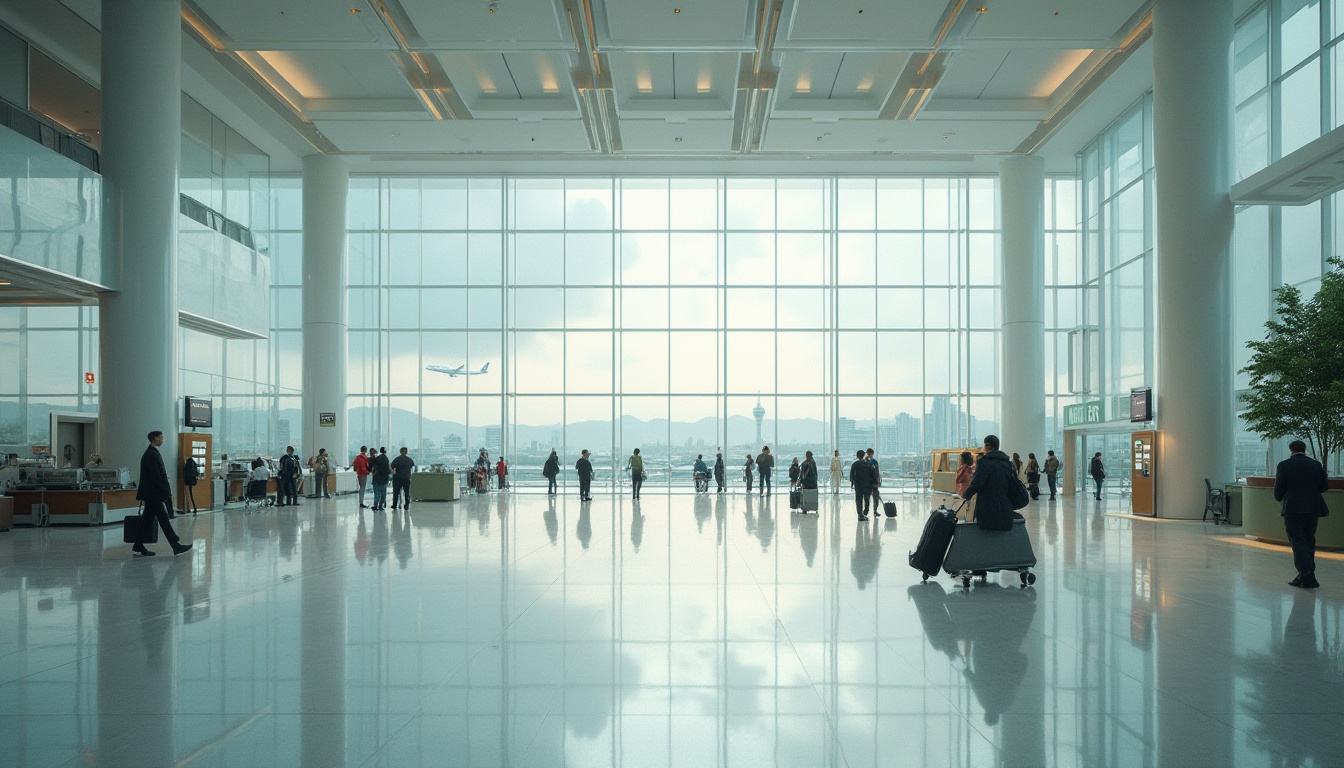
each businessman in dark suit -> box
[133,430,192,558]
[1273,440,1328,588]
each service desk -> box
[9,488,139,526]
[413,472,459,501]
[1242,484,1344,549]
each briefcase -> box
[122,506,158,544]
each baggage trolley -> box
[942,518,1037,588]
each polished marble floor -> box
[1,488,1341,768]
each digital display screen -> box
[185,397,213,428]
[1130,388,1152,423]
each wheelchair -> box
[694,472,710,493]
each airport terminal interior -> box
[1,0,1343,766]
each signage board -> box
[319,413,336,427]
[1063,400,1104,428]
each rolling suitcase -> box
[800,488,819,513]
[883,501,897,517]
[789,488,802,510]
[909,504,959,581]
[942,518,1038,587]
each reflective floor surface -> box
[1,489,1341,767]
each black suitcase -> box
[909,504,958,581]
[789,488,802,510]
[883,501,897,517]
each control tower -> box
[753,395,765,445]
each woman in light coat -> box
[829,450,843,495]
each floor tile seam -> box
[1195,705,1318,764]
[352,711,423,768]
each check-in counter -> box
[0,495,13,531]
[9,488,140,526]
[413,471,459,501]
[1242,481,1344,549]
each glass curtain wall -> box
[1044,176,1082,453]
[1232,0,1344,475]
[1078,96,1154,424]
[308,176,1001,491]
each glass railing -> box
[0,97,100,173]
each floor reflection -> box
[0,490,1340,767]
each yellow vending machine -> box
[1131,431,1156,516]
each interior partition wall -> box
[267,177,1003,489]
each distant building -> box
[443,434,464,452]
[753,396,766,444]
[278,420,291,447]
[485,426,502,453]
[837,417,866,454]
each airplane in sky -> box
[426,362,491,378]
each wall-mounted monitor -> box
[1130,387,1152,423]
[185,397,213,428]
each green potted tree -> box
[1240,257,1344,488]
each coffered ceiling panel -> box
[597,0,757,50]
[609,53,739,114]
[252,50,414,101]
[763,117,1039,153]
[779,0,952,49]
[399,0,571,48]
[774,52,906,113]
[963,0,1149,47]
[191,0,392,49]
[311,117,593,152]
[619,118,736,152]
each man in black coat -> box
[714,451,726,493]
[1274,440,1329,589]
[962,434,1018,531]
[277,446,301,506]
[575,449,594,501]
[133,430,191,557]
[849,449,873,521]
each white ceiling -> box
[18,0,1161,173]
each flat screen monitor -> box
[185,397,213,428]
[1130,388,1152,423]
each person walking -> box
[1089,452,1105,500]
[849,449,874,521]
[714,451,726,493]
[354,446,371,508]
[756,446,774,497]
[1274,440,1329,589]
[629,448,644,500]
[308,448,332,499]
[131,430,191,557]
[181,454,200,514]
[962,435,1019,531]
[390,447,416,511]
[866,448,882,511]
[800,451,818,491]
[576,449,594,501]
[1043,450,1060,500]
[496,456,508,490]
[743,454,755,494]
[543,449,560,495]
[1011,452,1024,484]
[371,447,391,511]
[829,450,843,495]
[277,446,301,506]
[788,457,801,489]
[1025,453,1041,500]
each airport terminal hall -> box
[6,0,1344,766]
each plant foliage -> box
[1241,257,1344,464]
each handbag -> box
[122,503,159,544]
[1008,476,1031,510]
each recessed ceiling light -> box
[0,279,11,286]
[350,7,360,13]
[674,137,683,142]
[674,8,680,13]
[977,6,987,12]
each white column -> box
[1153,0,1234,518]
[98,0,180,475]
[301,155,349,461]
[999,155,1046,456]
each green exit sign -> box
[1064,400,1104,428]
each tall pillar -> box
[301,155,349,461]
[999,155,1046,455]
[1153,0,1234,518]
[98,0,180,475]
